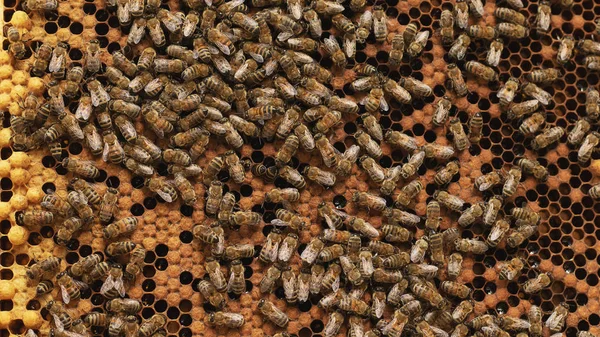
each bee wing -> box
[73,279,89,291]
[359,96,369,105]
[48,53,64,73]
[270,219,289,227]
[26,329,38,337]
[487,48,501,66]
[414,31,430,45]
[102,142,110,162]
[323,214,336,229]
[100,274,116,295]
[60,285,71,304]
[212,40,231,55]
[332,208,350,220]
[226,270,237,292]
[75,101,92,122]
[113,275,126,297]
[277,31,294,42]
[204,0,212,5]
[343,34,356,58]
[331,275,340,291]
[156,190,173,203]
[247,52,264,63]
[379,96,389,111]
[129,22,146,44]
[52,314,65,331]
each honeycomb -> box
[1,0,600,336]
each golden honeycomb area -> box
[1,0,600,336]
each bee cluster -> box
[3,0,600,335]
[18,178,166,336]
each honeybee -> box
[64,66,84,97]
[454,0,469,29]
[100,265,126,298]
[66,190,94,224]
[507,223,538,247]
[382,207,421,227]
[384,131,418,154]
[467,25,498,40]
[372,5,388,42]
[468,315,497,330]
[48,42,68,79]
[433,161,458,186]
[60,158,99,179]
[527,68,560,84]
[381,223,413,244]
[475,171,504,192]
[465,61,498,82]
[496,77,519,107]
[281,267,298,303]
[496,22,529,38]
[441,252,462,281]
[432,97,452,127]
[347,216,379,238]
[389,34,405,67]
[356,156,384,186]
[455,238,488,254]
[407,238,428,263]
[277,232,299,262]
[382,77,412,104]
[486,219,510,247]
[407,30,429,58]
[338,295,370,316]
[399,76,433,98]
[106,240,136,259]
[226,260,246,295]
[512,205,541,225]
[313,133,339,168]
[16,210,54,227]
[554,35,577,65]
[46,301,73,331]
[498,257,525,281]
[494,6,526,25]
[499,316,531,331]
[534,1,552,32]
[138,314,167,337]
[446,64,468,97]
[411,281,447,309]
[354,130,382,158]
[395,179,423,208]
[27,256,61,280]
[41,193,74,219]
[578,132,600,165]
[257,263,281,294]
[522,272,553,294]
[448,118,470,151]
[258,229,282,263]
[32,42,53,77]
[585,55,600,70]
[351,191,386,212]
[171,173,195,206]
[589,183,600,200]
[56,271,82,304]
[486,39,504,67]
[531,126,564,150]
[502,166,522,198]
[258,299,289,327]
[586,88,600,121]
[100,132,124,165]
[482,195,502,226]
[440,10,454,46]
[517,157,548,181]
[303,8,322,38]
[519,112,546,136]
[223,243,256,261]
[529,305,543,337]
[507,99,540,120]
[103,217,138,240]
[323,36,347,68]
[318,203,348,230]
